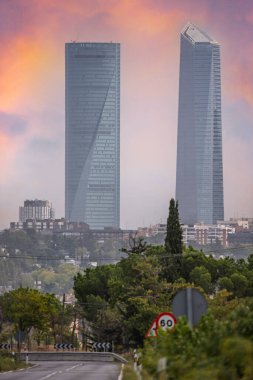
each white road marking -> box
[37,371,58,380]
[118,364,124,380]
[65,364,80,372]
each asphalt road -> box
[0,361,121,380]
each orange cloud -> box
[0,0,253,228]
[0,35,57,112]
[106,0,184,37]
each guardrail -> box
[16,351,127,364]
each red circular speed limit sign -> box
[156,312,177,331]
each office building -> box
[176,23,224,225]
[65,42,120,229]
[19,199,54,222]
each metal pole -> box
[186,288,193,328]
[61,293,65,344]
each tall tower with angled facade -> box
[65,42,120,229]
[176,23,224,225]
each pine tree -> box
[165,198,183,255]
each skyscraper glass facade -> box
[176,23,224,225]
[65,42,120,229]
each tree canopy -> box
[0,288,65,350]
[73,248,253,351]
[165,198,183,255]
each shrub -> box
[0,353,26,372]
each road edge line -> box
[118,363,124,380]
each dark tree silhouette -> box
[165,198,183,255]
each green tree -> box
[247,254,253,270]
[165,198,183,255]
[181,251,207,281]
[231,273,248,297]
[161,199,183,282]
[141,301,253,380]
[216,257,236,278]
[74,265,115,305]
[217,276,234,292]
[189,266,212,293]
[109,252,168,346]
[218,337,253,379]
[43,293,62,344]
[74,249,170,347]
[0,288,62,350]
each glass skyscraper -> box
[176,23,224,225]
[65,42,120,229]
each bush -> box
[0,353,26,372]
[141,307,253,380]
[218,337,253,379]
[122,364,138,380]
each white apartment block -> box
[145,223,234,247]
[19,199,55,222]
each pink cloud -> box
[0,0,253,228]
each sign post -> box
[157,357,167,380]
[172,287,208,327]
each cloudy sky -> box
[0,0,253,229]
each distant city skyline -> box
[0,1,253,230]
[176,23,224,225]
[65,42,120,229]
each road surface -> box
[0,361,121,380]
